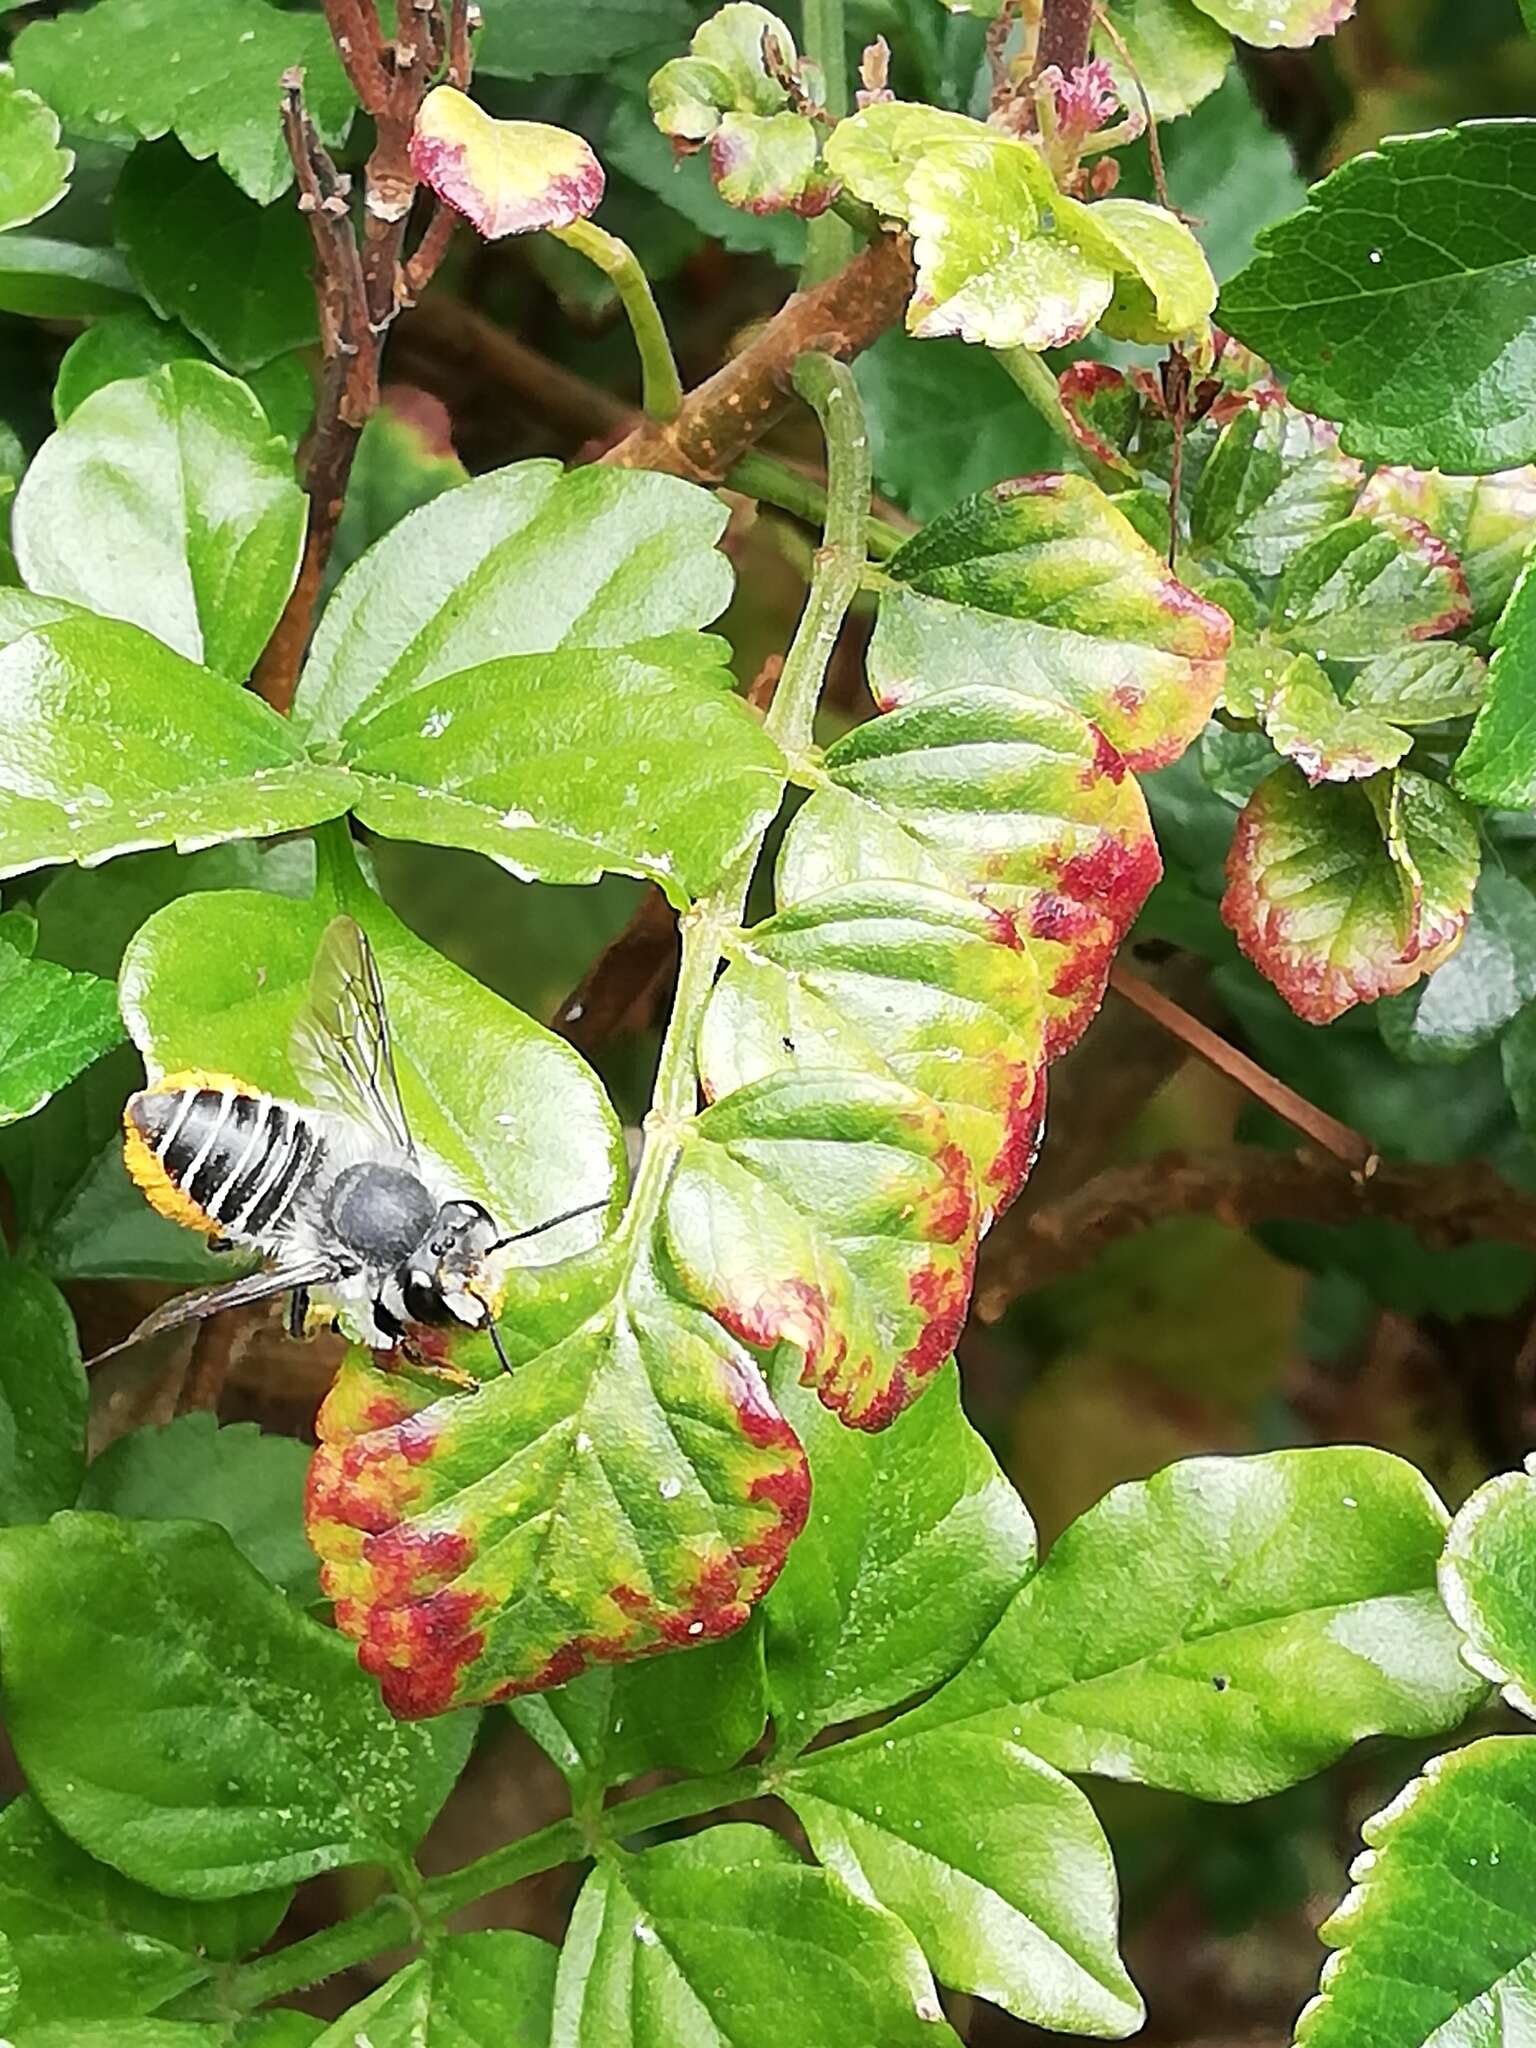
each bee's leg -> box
[374,1298,480,1393]
[287,1286,310,1341]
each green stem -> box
[995,344,1076,451]
[726,449,906,560]
[221,1769,769,2012]
[799,0,854,287]
[551,220,683,422]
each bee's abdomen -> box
[125,1082,323,1240]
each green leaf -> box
[1089,197,1218,344]
[854,329,1062,525]
[1273,515,1472,660]
[664,1069,978,1431]
[873,473,1233,771]
[0,932,123,1123]
[293,463,781,905]
[604,95,806,264]
[13,362,305,679]
[1192,397,1364,578]
[551,1824,960,2045]
[908,1447,1481,1801]
[0,67,72,233]
[1441,1459,1536,1716]
[0,1264,85,1526]
[410,89,605,239]
[1262,652,1412,784]
[1378,869,1536,1063]
[906,139,1117,349]
[1343,642,1487,726]
[120,870,625,1256]
[0,232,139,318]
[698,880,1046,1214]
[1220,124,1536,473]
[1222,766,1480,1024]
[1292,1736,1536,2048]
[79,1413,320,1605]
[55,310,314,451]
[785,1728,1142,2038]
[308,1270,809,1714]
[0,607,352,881]
[1094,0,1231,120]
[314,1932,557,2048]
[1191,0,1357,45]
[476,0,701,77]
[513,1621,768,1790]
[821,100,984,220]
[1355,463,1536,637]
[762,1360,1035,1746]
[116,142,319,373]
[647,6,830,217]
[0,1793,288,2028]
[1456,550,1536,807]
[0,1514,475,1895]
[12,0,356,206]
[330,392,466,583]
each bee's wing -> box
[290,915,416,1161]
[85,1253,343,1366]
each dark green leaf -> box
[1221,123,1536,472]
[1355,462,1536,637]
[313,1932,557,2047]
[901,1448,1482,1801]
[0,1514,476,1895]
[13,0,356,206]
[0,67,72,233]
[0,1793,288,2028]
[1378,869,1536,1062]
[1456,550,1536,807]
[293,463,782,904]
[552,1824,960,2044]
[13,362,305,679]
[79,1414,319,1604]
[1293,1736,1536,2048]
[762,1361,1036,1745]
[785,1726,1142,2037]
[1192,398,1363,578]
[513,1621,767,1790]
[476,0,702,77]
[0,607,352,881]
[0,232,139,317]
[0,1263,85,1525]
[1272,516,1472,660]
[116,142,319,372]
[0,932,123,1122]
[55,310,313,451]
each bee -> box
[112,915,602,1373]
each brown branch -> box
[553,888,678,1054]
[981,1145,1536,1299]
[601,233,915,483]
[1033,0,1096,78]
[1109,962,1374,1170]
[323,0,389,114]
[395,295,634,443]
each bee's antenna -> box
[487,1317,513,1375]
[490,1198,608,1252]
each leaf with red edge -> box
[1056,362,1144,483]
[410,88,603,239]
[871,474,1232,772]
[1189,0,1356,49]
[1221,765,1479,1023]
[1261,652,1412,784]
[306,1260,809,1716]
[664,1070,979,1432]
[698,881,1046,1217]
[781,684,1160,1056]
[1354,462,1536,636]
[1272,514,1472,661]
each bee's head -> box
[395,1198,503,1329]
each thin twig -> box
[985,1145,1536,1297]
[552,220,684,421]
[1108,962,1375,1170]
[1092,3,1168,209]
[322,0,389,114]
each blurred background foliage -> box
[2,0,1535,2038]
